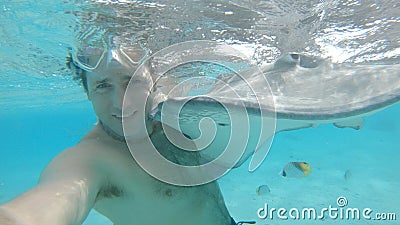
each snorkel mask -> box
[70,34,150,72]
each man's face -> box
[86,60,153,139]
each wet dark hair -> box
[66,50,89,93]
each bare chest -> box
[92,151,228,225]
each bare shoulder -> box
[39,125,122,185]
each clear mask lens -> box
[73,46,106,71]
[120,44,149,64]
[72,41,149,72]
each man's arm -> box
[0,145,103,225]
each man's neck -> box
[98,120,126,142]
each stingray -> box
[144,41,400,172]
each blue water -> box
[220,103,400,225]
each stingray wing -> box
[150,54,400,171]
[263,54,400,119]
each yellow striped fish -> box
[281,162,311,178]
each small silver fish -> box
[256,185,271,196]
[344,169,352,181]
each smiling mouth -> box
[113,111,137,121]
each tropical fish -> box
[281,162,311,178]
[256,184,271,196]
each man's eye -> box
[96,83,111,89]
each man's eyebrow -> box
[95,78,110,84]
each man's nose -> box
[112,87,125,110]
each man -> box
[0,42,244,225]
